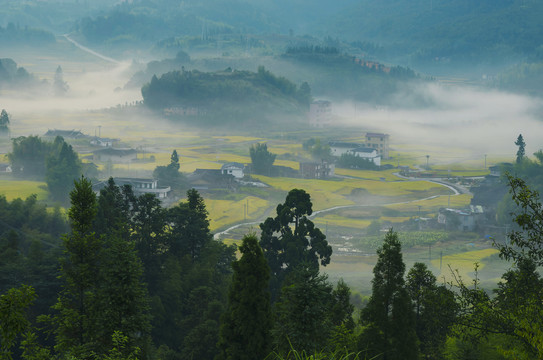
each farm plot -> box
[0,180,48,201]
[205,196,270,231]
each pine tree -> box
[168,189,211,261]
[406,263,456,359]
[272,266,334,355]
[515,134,526,164]
[52,176,101,358]
[260,188,332,300]
[218,234,272,360]
[0,109,10,134]
[359,230,419,360]
[92,234,151,356]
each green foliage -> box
[52,177,102,358]
[497,173,543,265]
[272,267,334,356]
[515,134,525,164]
[337,153,378,170]
[0,109,9,134]
[153,150,185,191]
[102,331,141,360]
[141,68,309,124]
[359,230,419,360]
[303,138,331,161]
[260,189,332,299]
[250,143,276,176]
[0,285,36,359]
[218,234,272,360]
[406,263,457,359]
[167,189,212,261]
[8,135,82,202]
[46,140,81,203]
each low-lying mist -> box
[3,60,543,162]
[334,82,543,157]
[2,61,140,114]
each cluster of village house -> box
[0,123,494,232]
[16,128,390,200]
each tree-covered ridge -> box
[0,23,54,45]
[327,0,543,69]
[3,176,543,358]
[141,66,311,123]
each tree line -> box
[1,174,543,359]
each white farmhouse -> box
[221,162,245,179]
[349,147,381,166]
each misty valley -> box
[1,1,543,359]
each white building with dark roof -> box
[349,147,381,166]
[221,162,245,178]
[93,178,171,199]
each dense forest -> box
[1,161,543,359]
[141,67,311,124]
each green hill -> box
[141,66,311,125]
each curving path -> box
[62,34,121,64]
[213,173,467,240]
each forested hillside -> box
[326,0,543,73]
[141,67,311,124]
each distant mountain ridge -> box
[324,0,543,73]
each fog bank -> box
[334,83,543,157]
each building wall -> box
[364,133,390,159]
[309,101,332,128]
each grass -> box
[0,179,48,201]
[334,168,406,181]
[205,196,270,231]
[431,248,500,283]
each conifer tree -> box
[515,134,526,164]
[359,230,419,360]
[272,266,334,355]
[218,234,272,360]
[260,189,332,299]
[52,176,101,358]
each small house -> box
[349,147,381,166]
[300,161,335,179]
[93,177,171,199]
[329,141,363,157]
[93,148,137,163]
[221,162,245,179]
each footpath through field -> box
[214,172,468,240]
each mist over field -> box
[335,83,543,155]
[3,1,543,358]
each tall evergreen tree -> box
[0,109,9,134]
[46,138,82,203]
[168,189,211,261]
[91,234,151,356]
[250,143,276,175]
[272,266,334,355]
[52,177,101,358]
[218,234,272,360]
[260,189,332,299]
[515,134,526,164]
[94,178,132,240]
[406,263,457,359]
[359,230,419,360]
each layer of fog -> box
[1,61,141,114]
[3,58,543,164]
[334,82,543,159]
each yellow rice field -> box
[0,180,48,201]
[431,248,499,283]
[205,196,270,231]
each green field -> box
[0,179,48,201]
